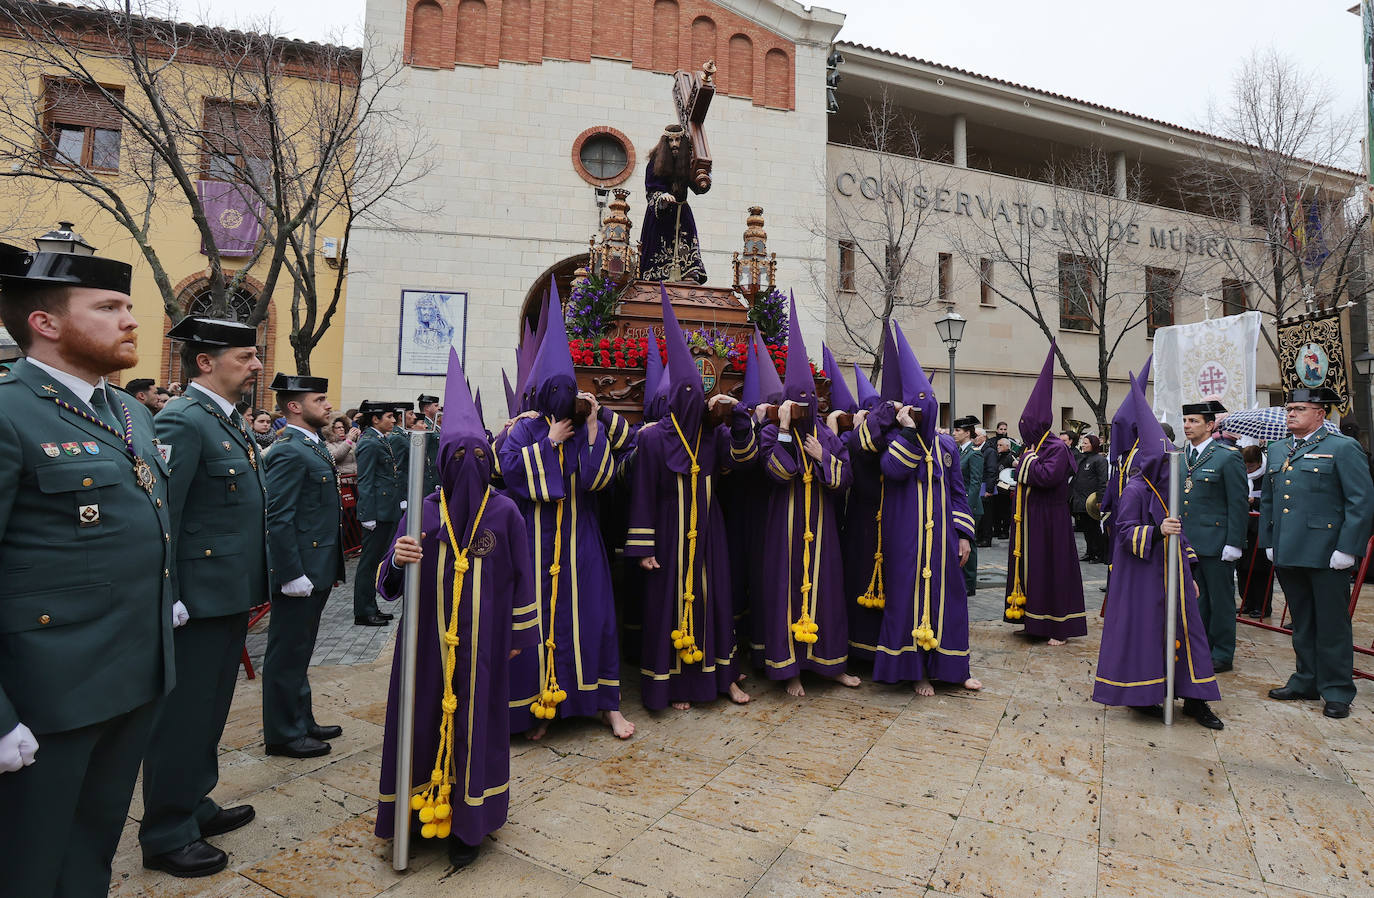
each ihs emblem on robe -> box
[470,528,497,557]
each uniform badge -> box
[470,529,497,557]
[222,441,232,451]
[157,443,173,465]
[41,442,59,457]
[41,384,57,394]
[82,441,100,455]
[61,442,80,456]
[78,503,99,526]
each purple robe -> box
[499,416,621,730]
[624,417,755,708]
[842,415,887,660]
[373,492,539,843]
[1003,436,1088,639]
[873,429,978,683]
[1093,476,1220,706]
[638,158,706,283]
[754,422,853,679]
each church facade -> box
[344,0,1364,432]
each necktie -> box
[89,387,121,432]
[231,410,250,440]
[1186,446,1197,466]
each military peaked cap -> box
[1181,400,1227,416]
[1288,387,1341,406]
[269,372,328,393]
[167,315,258,348]
[0,241,132,294]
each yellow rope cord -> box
[532,443,568,720]
[409,485,492,840]
[790,433,820,644]
[669,414,705,664]
[1005,432,1050,619]
[913,436,938,650]
[857,476,885,609]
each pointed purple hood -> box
[516,320,536,404]
[503,369,518,419]
[642,322,665,417]
[822,344,857,414]
[1127,382,1172,488]
[1019,343,1057,445]
[529,279,577,419]
[660,283,704,439]
[740,327,763,408]
[1109,370,1141,464]
[783,292,814,406]
[438,347,491,528]
[893,322,937,444]
[753,329,784,404]
[879,322,902,403]
[853,362,880,411]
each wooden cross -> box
[672,59,716,194]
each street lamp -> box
[34,221,95,256]
[934,307,967,424]
[1355,350,1374,378]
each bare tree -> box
[1180,47,1366,361]
[951,148,1201,432]
[0,0,432,372]
[812,91,955,380]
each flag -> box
[1303,201,1330,266]
[1152,311,1262,438]
[196,180,264,258]
[1278,308,1351,414]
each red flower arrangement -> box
[567,336,824,382]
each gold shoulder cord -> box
[410,484,492,840]
[669,415,705,664]
[532,444,568,720]
[790,437,820,644]
[912,437,938,651]
[1005,432,1050,619]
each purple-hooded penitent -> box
[1019,343,1057,446]
[528,279,578,420]
[822,343,857,414]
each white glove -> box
[1221,545,1243,564]
[1265,548,1274,562]
[399,500,408,511]
[361,520,377,531]
[1331,550,1356,571]
[280,574,314,597]
[0,723,38,773]
[171,600,190,628]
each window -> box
[1058,254,1094,331]
[838,240,856,292]
[43,79,122,171]
[982,404,996,432]
[938,252,953,303]
[578,134,628,181]
[979,257,995,306]
[180,285,266,407]
[1145,266,1178,336]
[201,99,270,186]
[1221,279,1248,316]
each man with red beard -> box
[639,123,708,283]
[0,241,176,896]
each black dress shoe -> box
[977,540,992,548]
[143,840,228,878]
[308,724,343,741]
[355,613,390,626]
[1247,610,1263,619]
[1268,686,1319,701]
[1324,700,1351,719]
[199,804,255,839]
[378,611,395,621]
[1183,698,1224,730]
[1130,704,1164,719]
[1212,661,1233,673]
[265,735,331,758]
[448,835,481,869]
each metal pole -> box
[1163,450,1182,726]
[947,345,957,426]
[392,429,428,870]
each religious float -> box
[533,60,829,422]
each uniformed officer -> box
[138,317,267,877]
[953,416,984,594]
[416,392,441,495]
[353,399,406,626]
[1179,400,1249,672]
[1259,388,1374,719]
[262,373,345,758]
[0,241,175,896]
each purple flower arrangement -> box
[565,275,622,341]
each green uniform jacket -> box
[356,428,405,523]
[1258,431,1374,567]
[1179,441,1249,558]
[157,385,269,617]
[0,359,174,735]
[264,428,345,592]
[959,440,984,517]
[414,418,438,496]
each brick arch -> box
[499,0,530,62]
[158,273,278,411]
[763,47,791,109]
[651,0,680,73]
[407,0,449,69]
[455,0,487,67]
[727,33,753,98]
[690,15,716,71]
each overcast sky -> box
[189,0,1366,153]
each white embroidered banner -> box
[1151,311,1262,438]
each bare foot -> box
[601,709,636,739]
[525,721,549,741]
[785,676,805,697]
[913,678,935,697]
[1048,638,1066,647]
[836,673,862,688]
[671,701,691,711]
[728,682,751,704]
[963,677,983,691]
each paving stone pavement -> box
[109,534,1374,898]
